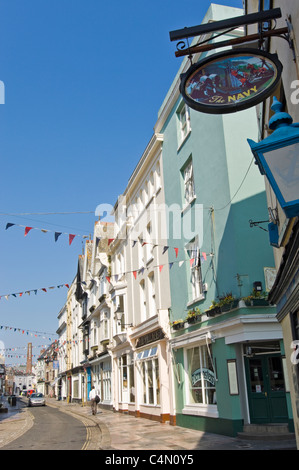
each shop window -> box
[186,344,216,406]
[138,347,160,406]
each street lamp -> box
[247,97,299,219]
[115,307,132,328]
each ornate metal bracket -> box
[171,8,296,62]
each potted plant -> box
[205,301,221,317]
[242,290,269,306]
[171,319,185,330]
[186,307,201,324]
[218,293,239,312]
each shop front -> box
[90,352,113,409]
[244,341,289,424]
[111,316,174,424]
[171,310,294,437]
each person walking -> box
[89,386,100,415]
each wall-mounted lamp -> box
[115,307,132,327]
[248,97,299,220]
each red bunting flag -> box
[42,288,47,293]
[174,247,179,258]
[202,252,207,261]
[133,271,137,279]
[159,265,163,272]
[24,227,33,236]
[108,239,114,246]
[106,276,111,284]
[65,284,70,289]
[69,234,75,245]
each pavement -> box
[0,396,297,451]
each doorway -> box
[244,346,288,424]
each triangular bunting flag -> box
[162,246,169,255]
[174,247,179,258]
[179,260,184,267]
[65,284,70,289]
[106,276,111,284]
[190,258,195,267]
[5,223,15,230]
[24,227,33,236]
[108,239,114,246]
[169,262,174,269]
[159,265,164,272]
[55,232,62,242]
[69,234,75,245]
[133,271,137,280]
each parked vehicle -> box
[20,390,27,396]
[28,393,46,407]
[26,389,35,398]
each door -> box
[245,354,288,424]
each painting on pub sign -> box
[180,48,282,114]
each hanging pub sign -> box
[180,48,282,114]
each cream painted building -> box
[109,132,175,423]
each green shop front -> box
[170,306,294,436]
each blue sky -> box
[0,0,243,365]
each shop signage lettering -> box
[180,48,282,114]
[192,367,215,386]
[136,328,165,348]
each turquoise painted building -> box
[154,4,294,436]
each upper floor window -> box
[177,103,191,146]
[183,159,196,205]
[186,238,202,301]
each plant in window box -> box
[186,307,201,324]
[242,290,269,307]
[171,319,185,330]
[218,293,239,312]
[205,301,221,317]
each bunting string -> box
[5,222,90,245]
[0,249,210,300]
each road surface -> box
[2,403,87,450]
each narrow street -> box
[0,397,297,451]
[1,403,87,450]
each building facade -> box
[109,132,174,422]
[156,3,293,436]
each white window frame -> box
[137,346,160,406]
[177,103,191,147]
[148,271,156,317]
[183,343,218,418]
[186,238,203,302]
[183,159,196,205]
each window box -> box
[205,306,221,317]
[171,320,185,330]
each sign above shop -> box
[180,48,282,114]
